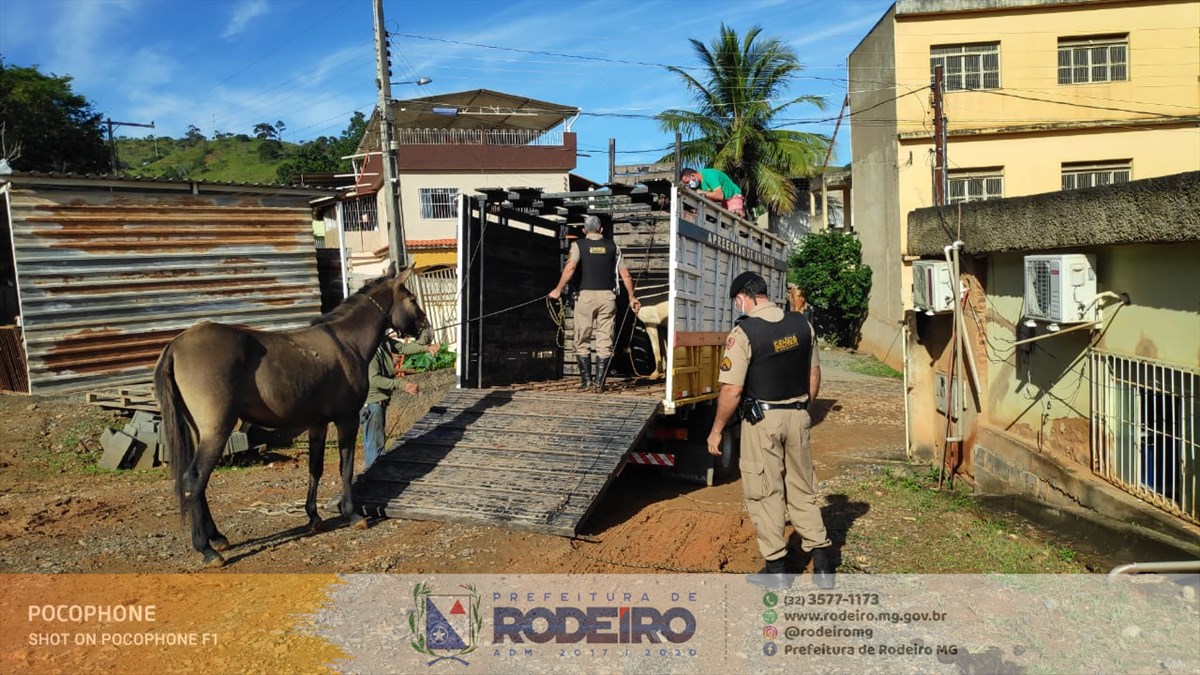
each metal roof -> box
[2,178,324,395]
[2,171,332,195]
[360,89,579,154]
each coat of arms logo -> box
[408,581,482,666]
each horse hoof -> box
[204,553,226,568]
[210,536,231,552]
[351,515,369,531]
[309,519,323,534]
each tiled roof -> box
[408,238,457,249]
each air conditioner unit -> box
[1023,254,1098,324]
[912,260,955,313]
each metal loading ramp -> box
[353,389,661,536]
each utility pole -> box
[105,119,155,175]
[673,131,681,182]
[608,138,615,184]
[818,93,850,231]
[373,0,407,269]
[931,65,948,206]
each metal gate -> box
[411,266,459,353]
[1091,349,1199,524]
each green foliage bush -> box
[402,344,457,372]
[788,231,872,348]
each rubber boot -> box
[593,357,611,393]
[810,547,836,590]
[748,557,792,591]
[576,355,592,390]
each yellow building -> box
[849,0,1200,368]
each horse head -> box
[386,267,433,343]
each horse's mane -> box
[310,275,392,326]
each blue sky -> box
[0,0,894,181]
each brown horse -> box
[154,268,431,567]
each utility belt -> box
[738,397,807,425]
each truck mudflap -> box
[352,388,660,536]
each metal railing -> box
[1091,349,1199,524]
[394,128,563,147]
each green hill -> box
[115,135,296,184]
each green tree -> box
[656,24,829,216]
[789,231,872,348]
[253,122,277,140]
[275,112,368,184]
[0,59,108,173]
[184,125,206,145]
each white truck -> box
[353,181,790,536]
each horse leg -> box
[201,499,230,551]
[305,425,327,532]
[184,432,231,567]
[335,415,368,530]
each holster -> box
[739,396,765,425]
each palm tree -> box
[657,24,829,217]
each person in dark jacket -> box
[548,215,641,392]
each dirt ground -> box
[0,349,1106,575]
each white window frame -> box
[1061,162,1132,191]
[1058,35,1129,85]
[418,188,460,220]
[930,43,1001,92]
[947,169,1004,205]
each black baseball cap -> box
[729,271,767,298]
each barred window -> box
[1059,36,1128,85]
[1062,162,1131,190]
[947,170,1004,205]
[342,195,378,232]
[931,43,1000,91]
[419,188,459,220]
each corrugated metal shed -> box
[1,174,328,395]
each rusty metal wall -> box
[6,183,323,395]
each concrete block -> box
[98,428,139,470]
[130,410,160,429]
[123,422,160,467]
[223,431,249,457]
[131,440,158,470]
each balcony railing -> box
[394,128,564,147]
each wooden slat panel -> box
[352,388,659,536]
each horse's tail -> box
[154,342,192,525]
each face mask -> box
[734,297,746,316]
[687,179,700,189]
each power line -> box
[975,88,1199,118]
[198,1,354,99]
[392,32,693,70]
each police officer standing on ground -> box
[548,215,641,393]
[707,271,835,590]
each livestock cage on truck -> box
[454,181,789,484]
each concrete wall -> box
[904,171,1200,537]
[850,5,906,368]
[850,0,1200,369]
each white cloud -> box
[221,0,269,40]
[44,0,136,88]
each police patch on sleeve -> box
[720,356,732,372]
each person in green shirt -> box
[681,167,746,217]
[360,333,438,468]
